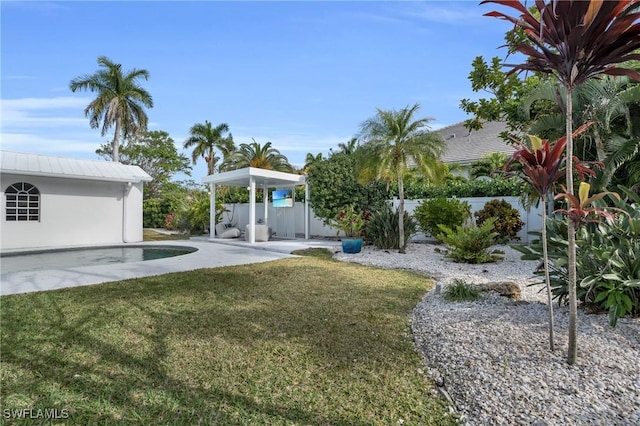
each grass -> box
[0,257,456,425]
[443,279,480,302]
[143,229,190,241]
[290,247,336,260]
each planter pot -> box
[341,238,363,254]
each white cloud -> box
[2,96,90,110]
[1,96,91,129]
[0,133,101,155]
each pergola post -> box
[263,182,269,225]
[304,183,310,239]
[249,177,256,244]
[210,183,216,239]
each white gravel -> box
[334,242,640,426]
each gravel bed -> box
[334,242,640,425]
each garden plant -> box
[483,0,640,364]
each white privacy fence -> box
[222,196,543,243]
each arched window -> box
[5,182,40,222]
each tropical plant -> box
[513,188,640,327]
[303,152,323,172]
[555,182,622,227]
[333,137,359,155]
[97,130,192,199]
[183,121,235,175]
[69,56,153,163]
[357,103,446,253]
[221,139,294,172]
[437,218,500,264]
[413,197,471,242]
[364,203,417,250]
[443,279,481,302]
[503,124,595,352]
[307,153,390,224]
[483,0,640,364]
[330,205,367,238]
[470,152,509,179]
[474,199,524,242]
[524,76,640,192]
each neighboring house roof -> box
[0,151,152,183]
[436,121,514,165]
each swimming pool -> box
[0,245,198,274]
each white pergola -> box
[202,167,309,243]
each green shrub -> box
[414,197,471,241]
[307,153,389,224]
[365,203,417,249]
[443,279,480,302]
[143,198,173,228]
[402,176,524,199]
[474,199,524,242]
[437,218,500,264]
[513,188,640,326]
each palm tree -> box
[303,152,323,173]
[222,139,294,172]
[69,56,153,162]
[524,76,640,192]
[183,121,235,175]
[337,137,359,155]
[470,152,509,179]
[484,0,640,365]
[357,103,445,253]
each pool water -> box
[0,245,198,274]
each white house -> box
[0,151,152,251]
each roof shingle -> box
[436,121,514,164]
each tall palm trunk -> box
[565,88,578,365]
[208,147,215,175]
[112,118,121,162]
[397,170,406,254]
[541,196,555,351]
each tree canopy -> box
[97,130,191,199]
[183,121,235,175]
[70,56,153,162]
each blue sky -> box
[1,1,516,181]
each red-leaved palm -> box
[483,0,640,365]
[505,122,599,352]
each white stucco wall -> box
[222,196,543,243]
[1,174,145,251]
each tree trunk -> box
[112,118,121,162]
[565,87,578,365]
[541,196,555,352]
[398,170,406,254]
[208,147,215,175]
[593,126,606,162]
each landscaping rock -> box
[475,281,521,299]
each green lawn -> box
[0,255,456,425]
[143,229,190,241]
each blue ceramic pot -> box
[341,238,363,254]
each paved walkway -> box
[0,238,341,296]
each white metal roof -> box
[202,167,306,187]
[0,151,152,183]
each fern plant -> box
[437,218,500,264]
